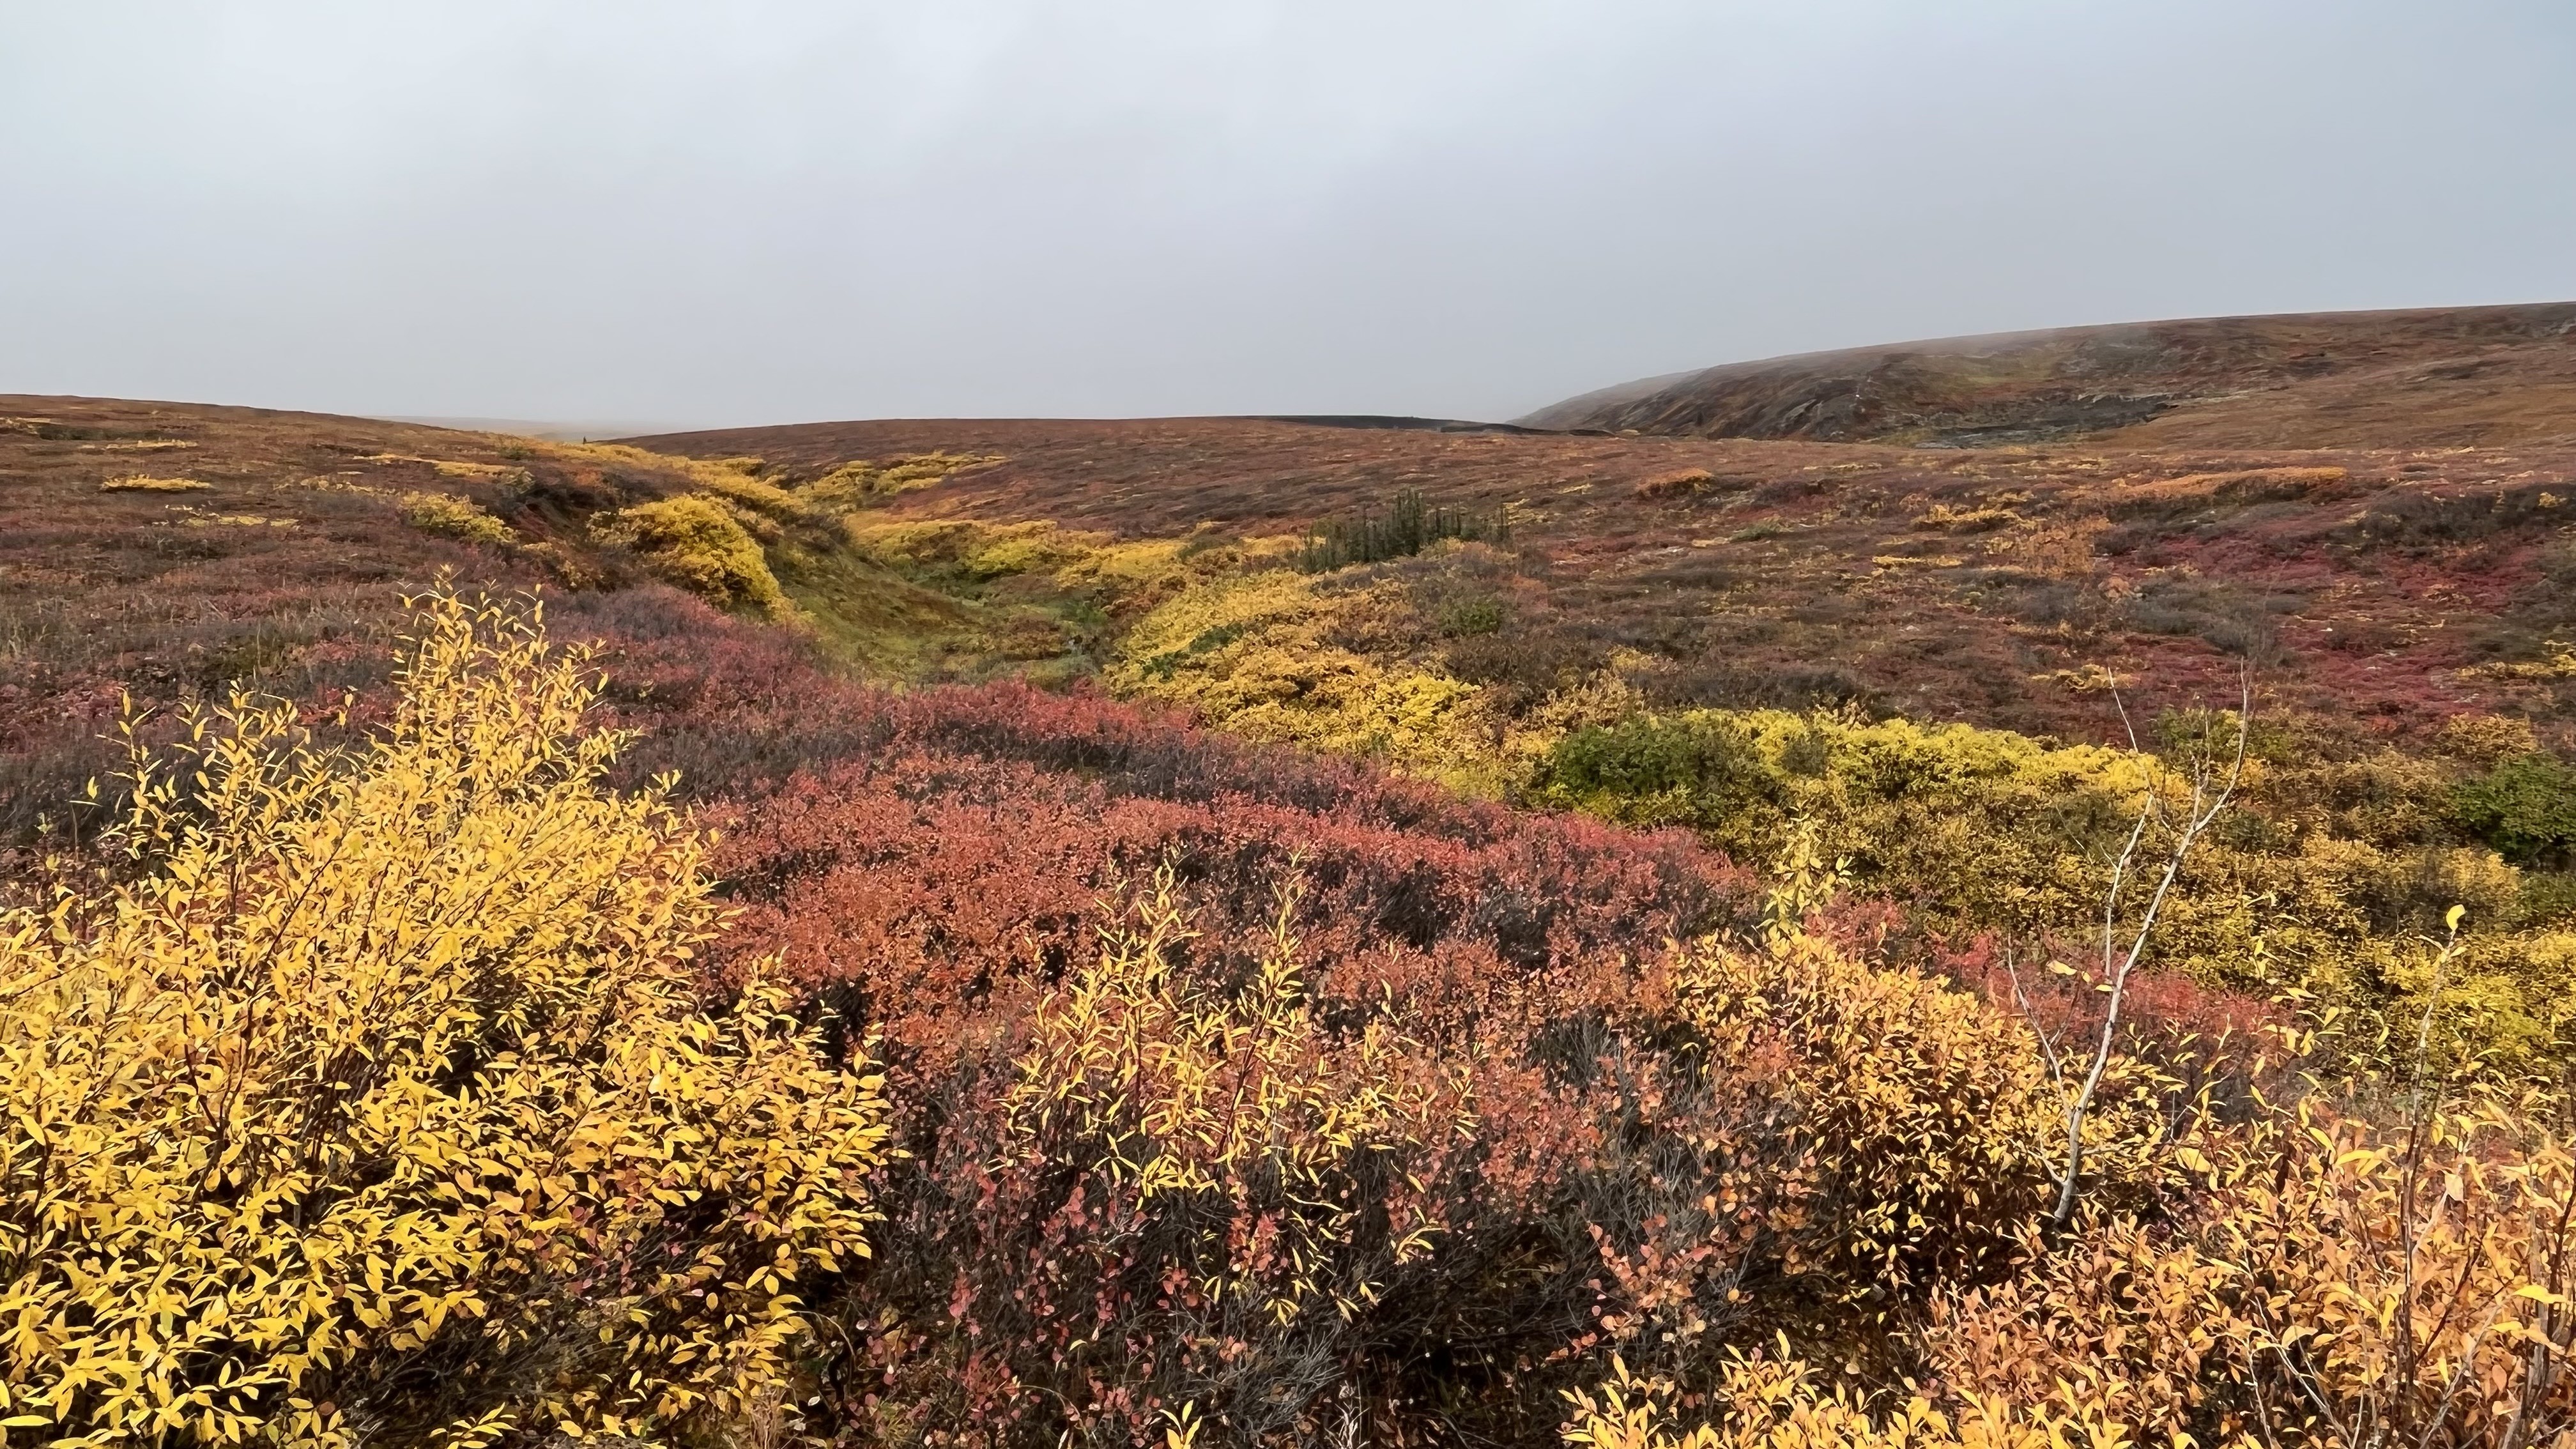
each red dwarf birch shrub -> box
[710,747,2170,1446]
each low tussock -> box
[96,474,210,492]
[1636,467,1715,500]
[2108,464,2350,515]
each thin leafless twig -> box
[2050,668,2250,1230]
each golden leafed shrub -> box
[2110,466,2350,515]
[0,590,886,1446]
[1111,570,1501,788]
[999,869,1462,1326]
[1659,932,2080,1294]
[1911,503,2019,533]
[1527,707,2161,899]
[589,493,793,618]
[1585,910,2168,1378]
[357,454,523,482]
[533,441,809,523]
[689,468,811,523]
[796,461,884,512]
[1522,706,2576,1065]
[1915,1087,2576,1448]
[873,866,1472,1445]
[97,474,211,493]
[873,450,1001,491]
[1636,468,1715,501]
[397,489,514,546]
[845,518,1099,581]
[2462,642,2576,684]
[799,452,1002,511]
[1562,1032,2576,1449]
[1560,1349,2061,1449]
[2437,714,2542,767]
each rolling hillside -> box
[1517,302,2576,449]
[10,333,2573,827]
[11,307,2576,1441]
[626,408,2576,746]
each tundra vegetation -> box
[4,394,2576,1445]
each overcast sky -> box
[4,1,2572,429]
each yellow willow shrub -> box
[544,441,813,522]
[1524,707,2163,937]
[1111,571,1502,790]
[1563,846,2178,1393]
[397,489,515,546]
[1001,869,1466,1324]
[1524,709,2576,1068]
[1921,1087,2576,1449]
[0,590,887,1446]
[688,470,811,523]
[1623,928,2166,1337]
[842,519,1094,580]
[797,451,1002,510]
[834,519,1248,648]
[1560,1352,2068,1449]
[589,493,794,619]
[892,866,1474,1446]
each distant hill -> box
[376,414,681,441]
[1517,303,2576,449]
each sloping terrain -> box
[9,387,2571,780]
[11,355,2576,1442]
[625,395,2576,1041]
[3,393,1789,1445]
[0,394,969,834]
[11,371,2575,1004]
[1517,302,2576,448]
[628,411,2576,745]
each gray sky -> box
[5,1,2573,429]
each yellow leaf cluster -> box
[588,494,795,620]
[1919,1087,2576,1446]
[1565,1078,2576,1446]
[539,442,813,523]
[1000,865,1468,1329]
[2461,642,2576,684]
[1560,1351,2084,1449]
[0,589,885,1445]
[1110,571,1501,790]
[397,491,515,548]
[1655,928,2151,1307]
[797,452,1002,510]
